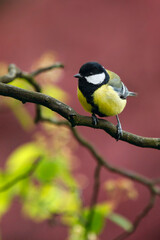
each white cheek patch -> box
[85,72,105,85]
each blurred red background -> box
[0,0,160,239]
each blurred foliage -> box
[0,53,138,240]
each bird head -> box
[74,62,109,85]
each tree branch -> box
[0,82,159,149]
[0,63,159,240]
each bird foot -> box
[92,114,98,126]
[116,115,123,141]
[116,123,123,141]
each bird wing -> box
[106,69,130,99]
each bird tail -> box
[128,91,137,97]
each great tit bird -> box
[74,62,136,140]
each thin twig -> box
[113,190,156,240]
[85,163,101,233]
[39,117,160,195]
[0,64,21,83]
[0,63,64,83]
[0,63,64,122]
[70,127,160,195]
[30,62,64,77]
[40,117,160,239]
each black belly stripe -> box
[78,79,107,117]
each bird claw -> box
[116,115,123,141]
[92,114,98,126]
[116,123,123,141]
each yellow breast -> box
[77,85,126,117]
[93,85,127,116]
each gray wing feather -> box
[107,70,136,99]
[113,82,136,99]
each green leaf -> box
[83,203,112,234]
[34,154,77,188]
[9,78,33,90]
[0,191,13,218]
[5,79,34,130]
[68,225,86,240]
[108,213,133,231]
[43,85,68,101]
[23,184,81,221]
[34,157,58,182]
[6,100,34,130]
[6,143,43,176]
[0,171,15,218]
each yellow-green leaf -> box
[108,213,133,231]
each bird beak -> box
[74,73,82,79]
